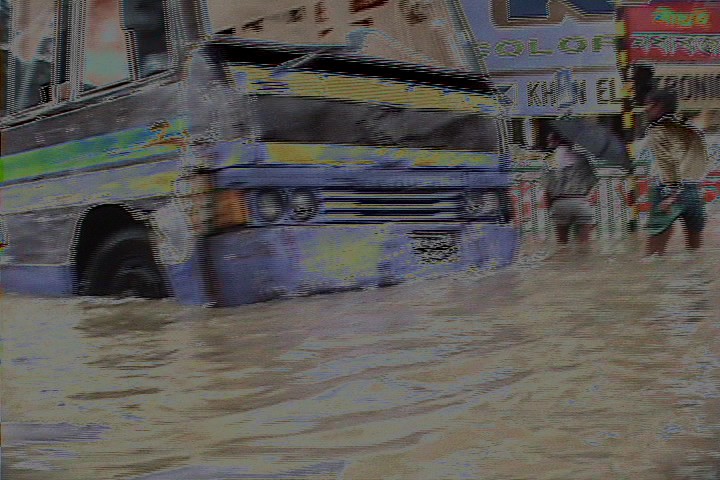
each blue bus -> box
[0,0,516,306]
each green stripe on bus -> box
[2,119,184,182]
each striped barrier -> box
[511,168,720,241]
[510,168,635,241]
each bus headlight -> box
[464,190,500,216]
[289,189,317,221]
[256,189,284,222]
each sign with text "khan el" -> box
[626,4,720,63]
[495,71,622,115]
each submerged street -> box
[3,228,720,479]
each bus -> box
[0,0,516,306]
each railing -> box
[509,137,720,242]
[509,167,635,241]
[511,167,720,242]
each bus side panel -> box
[2,158,178,250]
[163,251,216,306]
[1,84,182,297]
[0,265,74,296]
[206,228,294,305]
[2,208,81,265]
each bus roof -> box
[205,37,496,96]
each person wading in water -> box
[644,89,710,257]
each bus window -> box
[120,0,169,78]
[0,49,6,116]
[1,0,8,115]
[54,0,70,92]
[10,0,57,110]
[0,0,7,46]
[255,98,500,151]
[529,117,554,151]
[82,0,130,91]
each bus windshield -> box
[202,41,501,157]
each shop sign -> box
[626,5,720,63]
[496,71,623,115]
[458,0,616,71]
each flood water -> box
[3,229,720,479]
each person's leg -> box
[550,199,571,246]
[575,224,594,255]
[556,225,570,245]
[681,218,702,249]
[647,225,673,256]
[577,224,594,244]
[573,198,595,253]
[686,229,702,249]
[680,185,705,250]
[646,184,675,256]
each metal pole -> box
[615,5,639,233]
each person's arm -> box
[541,153,553,207]
[657,191,678,214]
[647,126,680,213]
[541,172,552,208]
[696,130,712,184]
[585,186,598,205]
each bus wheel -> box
[81,227,167,299]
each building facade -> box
[203,0,463,68]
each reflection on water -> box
[2,233,720,479]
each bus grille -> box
[318,188,462,223]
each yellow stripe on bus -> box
[2,169,176,213]
[256,143,498,168]
[228,65,501,114]
[261,143,376,166]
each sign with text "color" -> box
[458,0,617,71]
[475,35,616,59]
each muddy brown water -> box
[2,230,720,479]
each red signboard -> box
[626,4,720,63]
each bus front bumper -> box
[205,222,517,307]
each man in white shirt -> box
[644,89,710,256]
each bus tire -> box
[80,227,168,299]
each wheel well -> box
[72,205,149,292]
